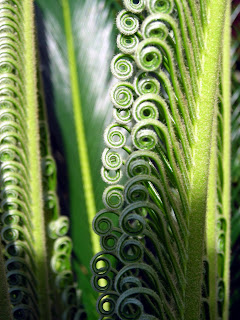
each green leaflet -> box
[35,0,120,317]
[91,0,230,319]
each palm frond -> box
[0,0,50,318]
[91,1,230,319]
[0,1,85,318]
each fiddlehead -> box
[91,0,229,319]
[91,0,194,319]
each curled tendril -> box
[117,275,143,294]
[0,111,15,124]
[42,155,57,190]
[92,209,119,236]
[2,225,20,242]
[141,15,169,40]
[0,96,26,119]
[44,191,58,215]
[9,287,33,305]
[132,100,159,122]
[0,144,16,161]
[101,166,122,184]
[104,123,128,149]
[102,185,124,210]
[135,40,162,72]
[116,10,139,35]
[91,253,112,276]
[102,148,122,171]
[116,287,162,320]
[117,33,139,54]
[111,54,134,81]
[1,185,19,199]
[101,233,119,251]
[123,0,146,14]
[5,241,34,265]
[48,216,69,239]
[42,155,56,176]
[117,234,144,263]
[1,211,27,230]
[125,183,149,204]
[111,81,134,109]
[0,60,16,74]
[96,292,118,317]
[146,0,173,15]
[134,72,160,96]
[114,263,158,293]
[1,173,21,189]
[126,157,151,178]
[120,206,146,236]
[133,128,158,150]
[53,236,72,256]
[116,288,144,320]
[7,270,29,288]
[51,252,71,274]
[113,108,132,125]
[93,274,112,293]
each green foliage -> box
[0,0,85,319]
[0,0,235,320]
[91,0,231,319]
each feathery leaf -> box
[91,1,230,319]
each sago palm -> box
[0,0,236,319]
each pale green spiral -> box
[116,9,139,35]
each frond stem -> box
[221,2,231,317]
[185,1,228,318]
[23,0,51,318]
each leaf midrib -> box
[185,1,228,318]
[61,0,101,256]
[23,0,51,318]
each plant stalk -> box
[206,102,218,319]
[23,0,51,318]
[222,1,231,318]
[185,0,228,318]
